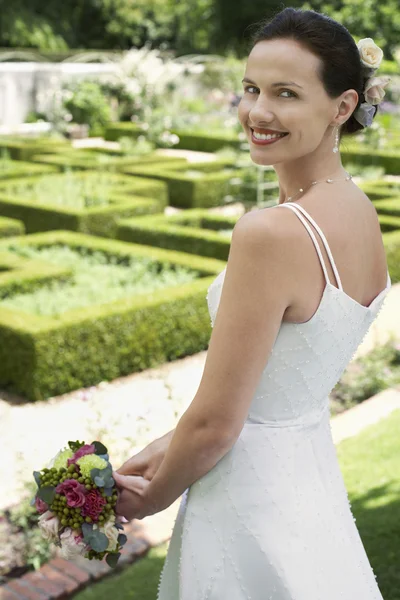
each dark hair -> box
[248,7,378,137]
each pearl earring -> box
[333,126,339,153]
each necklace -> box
[286,171,353,202]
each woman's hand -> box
[115,430,174,481]
[112,472,159,521]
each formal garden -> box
[0,0,400,598]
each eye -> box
[279,89,297,98]
[244,85,259,94]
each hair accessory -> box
[353,38,391,128]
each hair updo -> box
[248,7,378,137]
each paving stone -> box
[70,556,111,581]
[46,559,89,587]
[5,580,49,600]
[35,565,76,597]
[0,585,25,600]
[21,573,60,599]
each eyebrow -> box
[242,77,303,89]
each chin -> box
[249,153,282,167]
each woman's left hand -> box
[112,471,158,521]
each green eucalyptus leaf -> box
[30,496,36,507]
[117,533,127,546]
[81,522,94,541]
[33,471,41,487]
[37,486,56,505]
[94,476,105,487]
[89,530,109,552]
[106,552,121,568]
[104,486,113,497]
[90,468,100,481]
[92,441,108,455]
[99,465,112,478]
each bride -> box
[112,7,391,599]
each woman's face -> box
[238,38,342,165]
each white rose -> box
[97,515,120,552]
[357,38,383,69]
[38,511,60,543]
[60,528,89,560]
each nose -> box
[248,97,275,126]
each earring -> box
[332,126,339,153]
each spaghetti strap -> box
[274,202,343,291]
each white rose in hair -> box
[357,38,383,69]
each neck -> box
[271,132,347,204]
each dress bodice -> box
[206,202,391,428]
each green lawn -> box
[73,408,400,600]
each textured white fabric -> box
[157,202,391,600]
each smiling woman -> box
[113,7,392,600]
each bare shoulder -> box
[232,208,304,304]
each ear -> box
[337,88,359,123]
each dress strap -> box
[274,202,343,291]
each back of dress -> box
[157,201,391,600]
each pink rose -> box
[60,528,90,560]
[35,496,48,514]
[38,511,60,543]
[364,75,391,106]
[55,479,87,508]
[67,444,96,466]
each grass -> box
[71,407,400,599]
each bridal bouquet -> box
[31,440,127,568]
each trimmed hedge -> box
[378,214,400,232]
[373,198,400,217]
[0,216,25,238]
[342,148,400,174]
[0,160,58,181]
[30,150,189,172]
[170,130,244,152]
[0,171,168,238]
[117,208,238,260]
[0,136,70,161]
[121,162,250,208]
[0,230,226,401]
[104,122,244,152]
[103,122,143,142]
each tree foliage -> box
[0,0,398,58]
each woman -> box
[113,7,391,599]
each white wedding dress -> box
[156,202,391,600]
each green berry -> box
[85,517,92,523]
